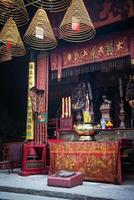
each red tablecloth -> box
[49,141,122,184]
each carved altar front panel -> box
[50,141,122,184]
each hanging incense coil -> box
[27,0,71,12]
[0,18,26,57]
[58,0,96,42]
[0,0,29,26]
[23,8,57,50]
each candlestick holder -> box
[90,101,95,123]
[119,99,125,129]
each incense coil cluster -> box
[0,0,29,26]
[27,0,71,12]
[58,0,96,42]
[0,18,26,56]
[23,8,57,50]
[0,0,96,53]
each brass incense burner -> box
[74,122,99,136]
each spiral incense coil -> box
[58,0,96,42]
[27,0,71,12]
[23,8,57,50]
[0,18,26,57]
[0,0,29,26]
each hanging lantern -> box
[0,0,29,26]
[23,8,57,50]
[27,0,71,12]
[0,18,26,57]
[58,0,96,42]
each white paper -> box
[35,26,44,39]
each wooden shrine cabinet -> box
[19,143,47,176]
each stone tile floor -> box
[0,169,134,200]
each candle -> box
[62,97,64,118]
[68,96,71,117]
[65,97,68,117]
[119,78,123,98]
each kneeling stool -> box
[47,171,83,188]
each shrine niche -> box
[49,65,134,132]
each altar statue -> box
[82,92,91,123]
[71,82,93,123]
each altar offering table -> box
[49,141,122,184]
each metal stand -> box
[130,107,134,128]
[90,100,94,123]
[119,99,125,129]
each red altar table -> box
[49,141,122,184]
